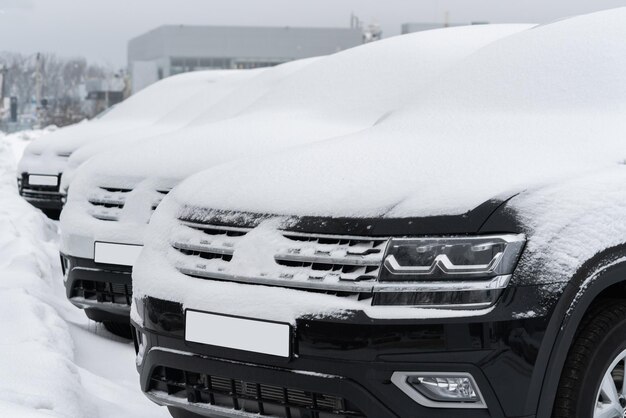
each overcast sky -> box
[0,0,624,67]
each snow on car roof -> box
[21,69,249,157]
[72,23,533,187]
[61,58,321,189]
[168,8,626,220]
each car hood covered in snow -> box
[59,60,318,190]
[170,8,626,222]
[133,8,626,325]
[18,69,250,177]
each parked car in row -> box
[17,69,255,219]
[130,9,626,418]
[58,59,320,190]
[60,24,532,338]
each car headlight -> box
[373,234,525,308]
[381,234,525,280]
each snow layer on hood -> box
[1,126,56,162]
[61,59,317,190]
[18,70,246,176]
[168,8,626,220]
[1,133,170,417]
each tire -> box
[167,407,207,418]
[553,300,626,418]
[42,208,61,220]
[103,320,133,339]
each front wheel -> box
[553,301,626,418]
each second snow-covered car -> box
[131,9,626,418]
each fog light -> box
[391,372,487,409]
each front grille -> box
[88,186,171,222]
[171,221,388,294]
[21,189,64,202]
[88,187,131,221]
[71,279,132,306]
[149,366,365,417]
[20,173,62,198]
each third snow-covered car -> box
[131,9,626,418]
[60,24,531,338]
[17,69,250,218]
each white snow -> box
[61,24,532,260]
[0,131,167,418]
[169,9,626,220]
[133,8,626,324]
[61,66,275,189]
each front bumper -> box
[62,254,132,323]
[18,173,65,212]
[133,294,550,418]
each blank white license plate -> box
[29,175,58,186]
[185,310,291,358]
[94,242,143,266]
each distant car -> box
[17,69,253,219]
[60,24,533,339]
[130,9,626,418]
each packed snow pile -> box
[1,126,57,161]
[0,132,168,417]
[0,135,90,416]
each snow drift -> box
[0,132,169,417]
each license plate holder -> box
[94,242,143,266]
[29,175,58,186]
[185,310,291,358]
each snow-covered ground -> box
[0,130,168,418]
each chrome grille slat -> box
[176,266,378,293]
[274,251,382,267]
[88,186,171,222]
[172,220,387,292]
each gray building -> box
[401,22,488,35]
[128,25,364,92]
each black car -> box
[130,8,626,418]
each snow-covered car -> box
[131,9,626,418]
[60,24,532,339]
[17,69,253,219]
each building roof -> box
[128,25,363,63]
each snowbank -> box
[0,133,168,417]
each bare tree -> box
[0,52,120,127]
